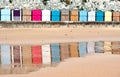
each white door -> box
[42,16,50,21]
[88,11,95,21]
[42,44,51,64]
[87,42,95,53]
[42,10,50,16]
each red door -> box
[32,46,42,64]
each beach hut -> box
[69,42,79,57]
[1,8,11,21]
[113,12,120,22]
[51,10,60,21]
[79,10,87,22]
[112,49,120,54]
[104,41,112,54]
[22,45,32,66]
[112,41,120,54]
[95,41,104,53]
[60,43,70,61]
[78,42,87,57]
[32,9,42,21]
[96,11,104,22]
[70,9,78,21]
[11,45,22,67]
[42,44,51,64]
[105,11,112,22]
[61,9,69,21]
[12,9,21,21]
[87,42,95,53]
[1,45,11,68]
[88,11,95,21]
[111,41,120,49]
[51,43,60,63]
[42,10,50,21]
[32,45,42,64]
[22,9,31,21]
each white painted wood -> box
[11,46,14,68]
[19,46,22,68]
[88,11,95,21]
[87,42,95,53]
[12,9,21,21]
[42,16,51,21]
[88,11,95,16]
[42,44,51,64]
[88,16,95,21]
[42,10,51,21]
[42,10,51,16]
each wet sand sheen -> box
[0,28,120,77]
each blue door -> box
[96,11,104,22]
[1,15,11,21]
[1,45,11,66]
[78,42,87,57]
[1,8,11,21]
[51,10,60,21]
[79,10,87,22]
[51,43,60,63]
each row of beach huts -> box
[0,41,120,69]
[0,8,120,22]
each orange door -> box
[69,42,79,57]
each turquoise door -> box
[78,42,87,57]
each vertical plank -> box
[87,42,95,53]
[60,43,70,61]
[78,42,87,57]
[42,10,50,21]
[22,9,31,21]
[12,9,21,21]
[22,45,32,66]
[51,10,60,21]
[32,9,42,21]
[1,44,11,68]
[104,41,112,54]
[42,44,51,65]
[96,11,104,22]
[112,41,120,54]
[95,41,104,53]
[1,8,11,21]
[113,12,120,22]
[112,41,120,49]
[12,45,22,67]
[88,11,95,21]
[61,9,69,21]
[69,42,79,57]
[51,43,60,63]
[32,45,42,65]
[79,10,87,22]
[105,11,112,21]
[70,10,78,21]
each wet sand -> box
[0,28,120,77]
[1,54,120,77]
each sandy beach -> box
[0,53,120,77]
[0,28,120,45]
[0,27,120,77]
